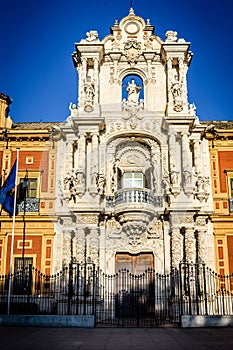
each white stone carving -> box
[124,40,141,65]
[171,82,183,112]
[69,102,78,116]
[165,30,178,42]
[85,30,99,42]
[126,79,141,105]
[84,80,95,112]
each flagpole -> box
[7,148,19,315]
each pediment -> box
[102,9,163,55]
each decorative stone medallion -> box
[124,21,140,35]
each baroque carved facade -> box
[54,8,214,274]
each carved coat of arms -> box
[124,40,141,64]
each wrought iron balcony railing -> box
[106,188,163,207]
[17,198,40,213]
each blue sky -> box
[1,0,232,122]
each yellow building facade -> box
[205,122,233,276]
[0,92,59,276]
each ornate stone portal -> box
[54,7,214,275]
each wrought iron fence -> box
[0,263,96,316]
[0,261,233,327]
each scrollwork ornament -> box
[78,215,98,224]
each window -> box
[13,257,33,295]
[19,178,37,198]
[123,172,144,188]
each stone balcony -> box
[106,188,163,222]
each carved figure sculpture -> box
[84,81,95,103]
[126,79,141,105]
[69,102,78,116]
[171,82,183,112]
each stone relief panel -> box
[116,142,150,171]
[147,218,163,239]
[106,218,122,239]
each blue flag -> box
[0,160,17,217]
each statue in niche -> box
[126,79,141,105]
[171,82,183,112]
[171,82,181,98]
[96,172,106,196]
[84,81,95,103]
[170,164,179,186]
[183,168,192,186]
[76,171,85,187]
[84,80,95,112]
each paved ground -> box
[0,326,233,350]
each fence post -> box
[187,263,192,315]
[202,263,208,315]
[83,263,87,315]
[76,263,80,315]
[179,262,183,316]
[67,262,73,315]
[195,262,200,315]
[92,264,96,316]
[27,264,32,303]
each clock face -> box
[125,21,140,35]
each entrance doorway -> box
[115,252,154,274]
[115,253,155,319]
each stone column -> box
[65,140,73,172]
[76,228,86,263]
[171,227,182,269]
[193,139,202,175]
[202,138,209,178]
[151,144,161,193]
[167,57,173,105]
[169,130,180,196]
[89,133,99,195]
[185,228,196,263]
[181,131,191,169]
[168,131,176,169]
[196,229,207,263]
[62,232,73,267]
[181,131,193,196]
[178,57,188,105]
[91,134,99,177]
[89,229,99,267]
[80,57,87,106]
[78,134,86,172]
[93,57,99,104]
